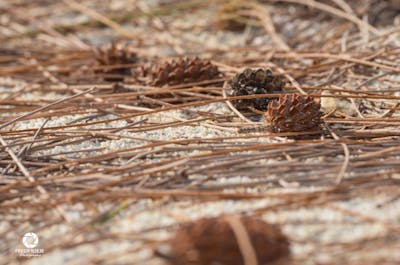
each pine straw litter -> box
[0,0,400,264]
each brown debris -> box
[145,57,220,86]
[354,0,400,26]
[93,42,138,82]
[167,216,291,265]
[265,94,323,133]
[230,68,285,111]
[216,0,251,31]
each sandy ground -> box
[1,1,400,265]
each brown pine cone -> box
[93,42,138,81]
[266,94,323,133]
[216,0,249,31]
[167,216,290,265]
[146,57,220,86]
[230,68,285,111]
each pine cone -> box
[230,68,285,111]
[266,94,323,133]
[216,0,249,31]
[146,57,220,86]
[167,216,290,265]
[93,42,138,81]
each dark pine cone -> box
[93,42,138,82]
[265,94,323,133]
[167,216,290,265]
[230,68,285,111]
[146,57,220,86]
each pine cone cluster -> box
[230,68,285,111]
[167,216,290,265]
[265,94,323,133]
[145,57,220,86]
[93,43,138,81]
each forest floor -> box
[1,0,400,264]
